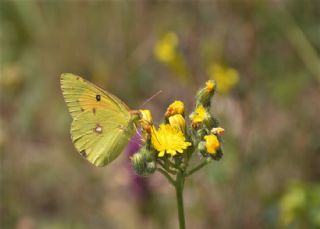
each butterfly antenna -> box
[139,90,162,108]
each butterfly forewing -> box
[61,73,129,118]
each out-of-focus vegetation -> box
[1,1,320,229]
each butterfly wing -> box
[71,109,134,166]
[61,73,129,118]
[60,73,135,166]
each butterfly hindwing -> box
[71,109,134,166]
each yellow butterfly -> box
[60,73,141,167]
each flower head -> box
[189,105,210,126]
[204,134,220,155]
[165,100,185,117]
[151,124,191,157]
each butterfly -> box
[60,73,141,167]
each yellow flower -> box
[151,124,191,157]
[154,32,178,63]
[189,105,210,126]
[208,64,239,94]
[280,185,306,226]
[204,135,220,155]
[165,100,185,117]
[168,114,186,133]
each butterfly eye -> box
[96,94,101,101]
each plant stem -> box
[175,172,186,229]
[157,159,177,174]
[186,158,211,177]
[157,168,175,186]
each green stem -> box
[175,172,186,229]
[157,168,175,186]
[169,160,183,173]
[157,159,177,174]
[186,158,211,177]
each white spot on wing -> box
[94,125,103,134]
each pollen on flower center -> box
[151,124,191,157]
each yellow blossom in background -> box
[165,100,185,117]
[169,114,186,133]
[151,124,191,157]
[153,32,192,84]
[154,32,178,63]
[189,105,209,126]
[208,64,239,94]
[204,135,220,155]
[280,185,306,226]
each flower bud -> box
[211,127,225,135]
[131,146,156,177]
[204,134,220,155]
[168,114,186,133]
[165,100,185,117]
[203,134,223,160]
[195,80,216,107]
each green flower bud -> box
[196,80,216,107]
[131,146,156,177]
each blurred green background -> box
[1,1,320,229]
